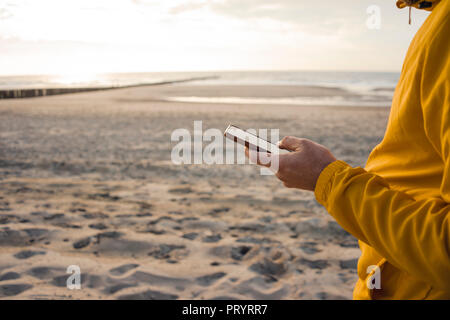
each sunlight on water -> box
[51,73,99,87]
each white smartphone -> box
[223,124,290,154]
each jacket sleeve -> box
[315,160,450,291]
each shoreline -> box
[0,81,393,109]
[121,84,392,109]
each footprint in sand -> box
[249,258,287,277]
[69,207,87,213]
[147,216,175,226]
[14,250,46,260]
[299,242,322,255]
[236,236,275,245]
[168,211,183,215]
[118,289,178,300]
[124,271,189,292]
[339,240,359,248]
[109,264,139,276]
[86,275,104,289]
[135,212,152,217]
[73,232,123,249]
[88,223,108,230]
[27,266,65,280]
[338,272,354,283]
[73,237,91,249]
[30,211,48,216]
[339,258,358,270]
[0,228,50,246]
[0,214,19,224]
[230,246,252,261]
[95,231,123,242]
[53,222,82,229]
[23,228,49,239]
[0,284,33,298]
[1,229,23,243]
[103,283,138,295]
[181,232,198,240]
[208,207,230,216]
[43,213,65,221]
[202,234,222,243]
[148,244,186,260]
[298,258,330,270]
[239,276,278,290]
[0,272,21,282]
[315,291,349,300]
[195,272,226,287]
[82,212,108,219]
[140,227,166,235]
[168,187,193,194]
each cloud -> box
[169,2,207,14]
[0,0,15,19]
[0,0,431,74]
[0,8,12,19]
[205,0,356,22]
[158,0,369,38]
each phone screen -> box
[224,125,288,154]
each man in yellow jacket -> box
[247,0,449,299]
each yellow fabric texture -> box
[315,0,450,300]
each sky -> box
[0,0,431,76]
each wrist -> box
[314,160,349,205]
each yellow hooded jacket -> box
[315,0,449,299]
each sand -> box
[0,84,390,300]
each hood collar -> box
[396,0,441,24]
[396,0,441,11]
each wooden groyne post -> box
[0,76,219,100]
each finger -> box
[278,136,303,151]
[283,182,295,189]
[283,182,290,188]
[245,147,272,167]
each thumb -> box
[245,147,272,167]
[278,136,303,151]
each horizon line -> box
[0,69,401,77]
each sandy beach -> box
[0,84,390,300]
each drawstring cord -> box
[396,0,437,25]
[409,6,412,24]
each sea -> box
[0,71,399,107]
